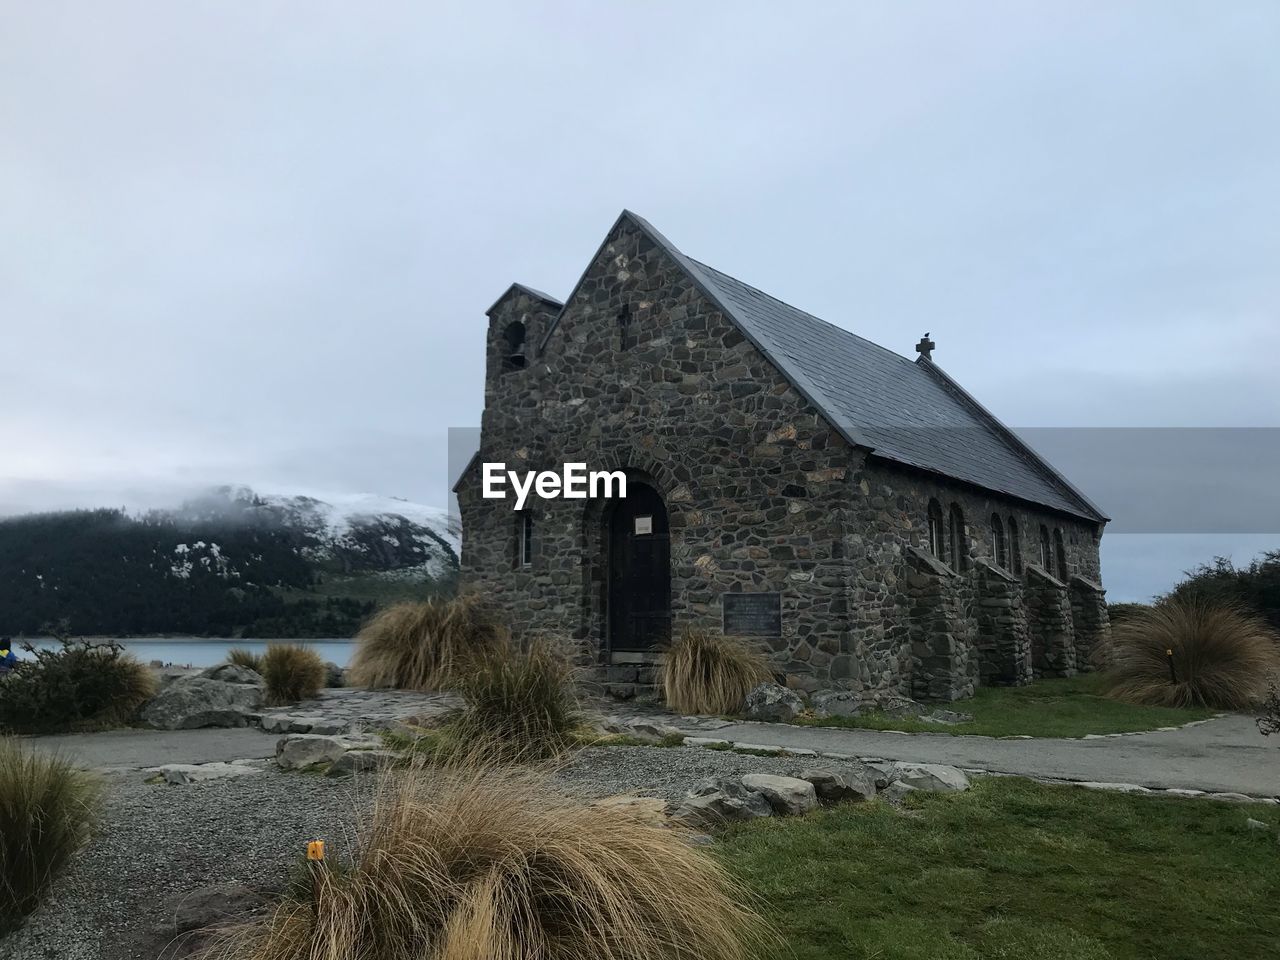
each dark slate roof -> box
[534,210,1107,522]
[485,282,563,317]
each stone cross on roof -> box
[915,332,936,361]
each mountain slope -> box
[0,486,459,638]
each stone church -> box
[455,211,1109,701]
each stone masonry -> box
[456,212,1109,701]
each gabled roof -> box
[534,211,1108,523]
[486,282,563,318]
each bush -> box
[1106,602,1153,626]
[347,595,506,691]
[662,629,772,715]
[203,762,770,960]
[260,644,326,706]
[0,738,99,935]
[0,638,155,734]
[226,647,264,674]
[1103,600,1280,709]
[1164,552,1280,630]
[450,640,580,760]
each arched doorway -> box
[607,482,671,651]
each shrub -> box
[1164,552,1280,630]
[0,738,99,935]
[260,644,326,705]
[450,640,579,760]
[226,647,264,674]
[347,595,506,691]
[0,638,155,734]
[1106,602,1153,626]
[1103,600,1280,709]
[203,762,770,960]
[662,629,772,715]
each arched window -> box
[1039,524,1052,573]
[990,514,1006,568]
[1008,517,1022,573]
[927,499,945,558]
[948,504,967,571]
[501,321,527,371]
[1054,528,1068,580]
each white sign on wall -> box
[634,515,653,535]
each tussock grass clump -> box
[347,595,506,691]
[260,644,326,705]
[226,647,264,674]
[1104,600,1280,709]
[663,629,772,715]
[451,640,580,760]
[0,739,99,935]
[0,638,155,734]
[205,763,771,960]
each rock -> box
[800,766,877,804]
[741,774,818,815]
[1162,788,1206,798]
[810,690,867,718]
[149,761,265,785]
[1208,792,1257,803]
[742,682,805,722]
[276,734,350,770]
[168,882,268,934]
[682,736,731,748]
[198,663,264,685]
[600,717,683,743]
[590,794,668,826]
[1075,782,1151,794]
[889,762,970,793]
[1246,818,1269,831]
[882,781,918,802]
[142,677,265,730]
[921,709,973,726]
[668,778,773,827]
[326,749,398,778]
[876,694,926,718]
[324,661,345,688]
[258,714,297,734]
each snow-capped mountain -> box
[173,485,460,577]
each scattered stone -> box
[275,734,350,771]
[683,736,731,748]
[882,781,918,802]
[258,715,296,734]
[1246,818,1269,831]
[810,689,865,718]
[889,762,970,793]
[743,682,805,722]
[741,773,818,815]
[600,717,684,743]
[198,663,264,685]
[1074,782,1151,794]
[876,695,927,718]
[668,778,773,826]
[1163,788,1206,798]
[921,709,973,726]
[142,677,265,730]
[148,761,266,785]
[325,749,398,778]
[800,766,877,804]
[1208,792,1257,803]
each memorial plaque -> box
[722,592,782,637]
[634,515,653,535]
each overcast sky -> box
[2,2,1277,601]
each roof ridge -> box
[685,257,918,369]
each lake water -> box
[19,638,356,668]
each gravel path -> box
[3,746,812,960]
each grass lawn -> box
[720,777,1280,960]
[796,674,1218,738]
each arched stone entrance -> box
[605,480,671,651]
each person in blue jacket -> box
[0,639,17,675]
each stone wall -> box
[901,546,977,701]
[1024,564,1077,678]
[1069,575,1111,671]
[973,559,1032,686]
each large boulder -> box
[276,734,351,770]
[325,749,398,778]
[198,663,264,685]
[142,677,264,730]
[799,765,878,804]
[889,762,970,793]
[743,682,805,722]
[668,778,773,827]
[741,774,818,816]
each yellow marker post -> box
[307,840,326,921]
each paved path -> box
[22,727,278,772]
[667,714,1280,797]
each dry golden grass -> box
[202,761,771,960]
[226,647,265,674]
[662,629,772,715]
[1103,600,1280,709]
[260,644,327,706]
[347,595,507,691]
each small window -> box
[948,504,967,571]
[991,514,1006,568]
[517,512,534,567]
[1008,517,1022,573]
[501,321,527,371]
[617,305,633,351]
[1054,529,1068,580]
[1039,524,1052,573]
[927,499,945,558]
